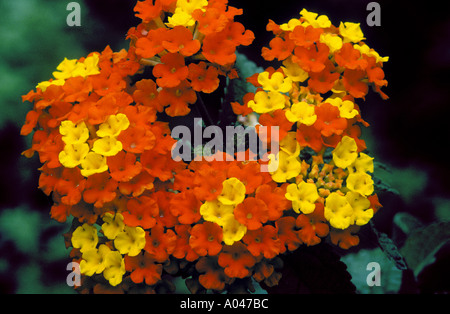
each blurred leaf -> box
[370,222,408,270]
[341,248,402,294]
[400,221,450,277]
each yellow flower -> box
[270,151,302,183]
[92,136,123,157]
[96,113,130,138]
[326,97,358,119]
[332,136,358,169]
[71,223,99,253]
[166,0,208,27]
[285,180,319,214]
[339,22,365,43]
[36,79,65,92]
[349,152,374,174]
[101,213,125,240]
[59,120,90,145]
[346,191,373,226]
[324,192,354,229]
[319,33,343,53]
[52,58,83,80]
[80,152,108,177]
[257,71,293,93]
[247,91,287,114]
[59,142,90,168]
[80,244,111,276]
[346,172,374,196]
[300,9,331,28]
[280,131,301,156]
[103,250,126,286]
[281,58,309,82]
[114,226,146,257]
[285,101,317,125]
[200,200,235,226]
[280,18,302,31]
[217,178,246,206]
[353,43,389,63]
[221,214,247,246]
[83,53,101,76]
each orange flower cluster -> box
[127,0,254,116]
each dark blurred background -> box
[0,0,449,294]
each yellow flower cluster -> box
[37,53,100,92]
[200,178,247,245]
[71,213,146,286]
[324,136,375,229]
[166,0,208,28]
[58,113,130,177]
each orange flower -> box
[276,216,302,253]
[365,56,388,89]
[293,43,329,73]
[107,151,142,182]
[188,62,220,93]
[153,53,189,88]
[296,122,323,152]
[157,80,197,117]
[257,109,293,143]
[335,43,368,70]
[195,256,226,291]
[144,224,177,262]
[54,168,86,206]
[169,189,202,225]
[135,28,167,58]
[261,37,295,61]
[189,221,223,256]
[329,225,360,249]
[152,190,178,228]
[192,164,226,201]
[140,149,180,182]
[202,34,237,66]
[222,22,254,47]
[307,61,340,94]
[123,195,159,229]
[134,0,162,23]
[313,102,348,137]
[132,79,163,112]
[83,172,118,208]
[234,197,269,230]
[243,225,282,259]
[124,251,163,285]
[162,26,201,57]
[230,92,254,116]
[255,183,291,221]
[218,242,256,278]
[342,69,368,99]
[192,7,229,35]
[289,25,323,48]
[173,225,200,262]
[296,203,329,246]
[118,125,156,154]
[118,171,155,197]
[226,162,266,195]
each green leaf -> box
[370,221,408,270]
[400,221,450,277]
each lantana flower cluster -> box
[232,8,387,249]
[127,0,254,117]
[20,1,387,294]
